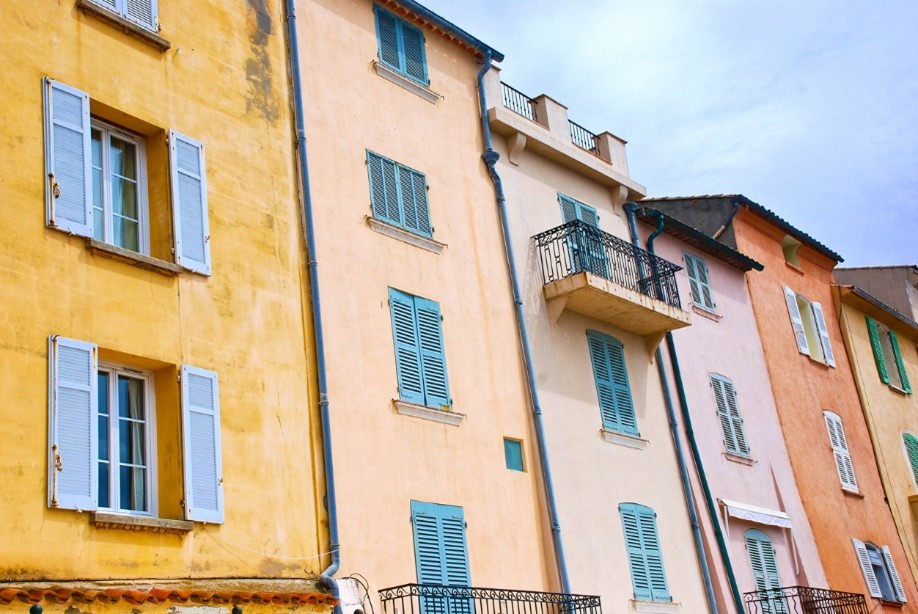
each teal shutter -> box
[367,151,395,222]
[889,331,912,393]
[745,529,783,613]
[389,289,425,405]
[904,434,918,485]
[169,131,211,275]
[587,331,638,435]
[399,166,432,237]
[375,7,429,84]
[411,502,471,614]
[181,365,224,523]
[559,194,578,223]
[415,297,450,408]
[375,7,401,70]
[367,152,432,237]
[867,317,889,383]
[400,22,428,84]
[711,375,749,455]
[620,503,670,602]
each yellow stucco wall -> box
[0,0,327,592]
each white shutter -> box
[882,546,907,602]
[853,539,883,598]
[48,336,98,511]
[783,286,810,355]
[124,0,157,31]
[43,78,92,237]
[170,131,211,275]
[825,411,857,491]
[181,365,223,523]
[810,302,836,367]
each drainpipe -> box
[283,0,340,604]
[712,198,740,241]
[477,52,572,595]
[624,202,744,613]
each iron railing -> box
[501,83,538,122]
[532,220,682,309]
[568,120,599,154]
[744,586,869,614]
[379,584,602,614]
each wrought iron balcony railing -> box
[532,220,682,309]
[379,584,602,614]
[568,120,599,155]
[744,586,869,614]
[501,82,537,123]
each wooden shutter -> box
[867,317,890,384]
[853,539,883,598]
[400,21,428,84]
[389,288,425,405]
[810,302,835,367]
[170,131,211,275]
[181,365,224,523]
[683,253,702,307]
[904,434,918,486]
[124,0,157,31]
[43,78,92,237]
[889,331,912,393]
[620,503,669,602]
[692,254,715,310]
[48,336,98,511]
[367,152,390,221]
[712,375,749,455]
[411,502,471,614]
[824,411,857,491]
[881,546,907,602]
[415,296,450,408]
[375,7,401,71]
[587,331,638,435]
[559,194,578,223]
[783,286,810,355]
[745,529,781,595]
[399,166,432,237]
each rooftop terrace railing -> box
[501,82,538,122]
[379,584,602,614]
[568,120,599,155]
[743,586,869,614]
[532,220,682,309]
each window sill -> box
[888,384,911,396]
[77,0,171,51]
[723,452,755,466]
[86,239,183,276]
[394,399,464,426]
[878,599,905,608]
[91,511,193,535]
[630,600,679,613]
[600,429,647,450]
[367,217,445,254]
[784,260,805,275]
[372,61,441,104]
[842,487,865,499]
[691,305,722,322]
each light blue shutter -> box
[411,502,471,614]
[43,78,92,237]
[620,503,670,602]
[866,317,890,383]
[745,529,782,595]
[401,21,428,84]
[367,152,391,221]
[389,289,425,405]
[375,7,401,71]
[712,375,749,455]
[401,168,431,237]
[889,331,912,393]
[559,195,578,223]
[124,0,157,31]
[48,336,98,511]
[684,253,715,310]
[181,365,224,523]
[587,331,637,435]
[416,296,450,408]
[881,546,907,602]
[170,130,211,275]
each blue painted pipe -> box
[477,52,572,595]
[283,0,340,604]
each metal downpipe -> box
[283,0,340,603]
[477,52,572,595]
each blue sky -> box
[421,0,917,266]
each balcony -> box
[532,221,690,345]
[744,586,868,613]
[379,584,602,614]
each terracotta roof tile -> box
[0,586,336,607]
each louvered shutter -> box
[181,365,224,523]
[559,195,578,223]
[399,167,432,237]
[48,336,98,511]
[867,317,890,384]
[367,152,391,221]
[639,510,670,601]
[607,339,637,434]
[683,253,702,306]
[693,255,715,310]
[43,78,92,237]
[415,297,450,408]
[170,131,211,275]
[783,287,810,355]
[400,21,428,84]
[588,331,637,435]
[620,505,652,600]
[712,375,749,455]
[620,504,669,602]
[375,7,401,71]
[411,502,471,614]
[810,302,835,367]
[91,0,118,10]
[889,331,912,393]
[905,434,918,485]
[853,539,883,598]
[824,411,857,491]
[389,289,425,405]
[745,530,782,594]
[124,0,157,31]
[881,546,907,602]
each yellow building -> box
[834,281,918,584]
[0,1,332,612]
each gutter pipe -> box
[477,52,572,595]
[283,0,340,603]
[624,202,745,613]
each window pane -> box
[91,129,104,240]
[98,461,110,509]
[119,465,147,512]
[114,216,140,252]
[118,376,144,419]
[109,137,137,180]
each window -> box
[619,503,670,602]
[823,410,858,492]
[684,252,716,312]
[374,6,429,85]
[410,501,471,614]
[745,529,782,610]
[43,78,211,274]
[782,286,835,366]
[903,433,918,486]
[867,317,912,393]
[388,288,450,409]
[367,152,432,238]
[503,438,524,471]
[48,336,224,523]
[853,539,907,603]
[781,235,801,267]
[587,330,638,436]
[84,0,158,33]
[711,374,750,456]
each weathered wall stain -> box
[245,0,280,122]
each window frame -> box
[373,5,430,86]
[683,252,716,312]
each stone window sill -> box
[372,61,441,104]
[601,429,648,450]
[630,600,680,613]
[91,511,193,534]
[394,400,464,426]
[87,239,183,276]
[692,305,722,322]
[367,217,445,254]
[724,452,755,466]
[842,487,865,499]
[888,384,910,396]
[77,0,171,51]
